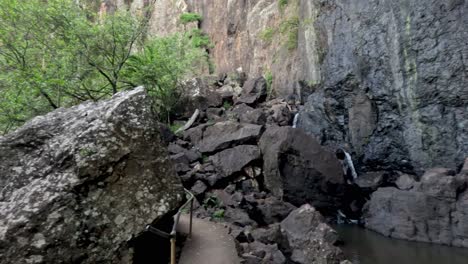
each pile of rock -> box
[168,76,348,263]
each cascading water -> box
[292,113,299,128]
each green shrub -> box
[264,71,273,98]
[280,16,300,50]
[260,28,275,43]
[189,28,213,49]
[180,12,203,25]
[123,34,206,123]
[223,101,233,110]
[279,0,288,11]
[213,209,225,219]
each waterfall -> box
[344,151,358,180]
[292,113,299,128]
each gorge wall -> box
[113,0,467,173]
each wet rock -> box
[199,121,263,153]
[354,171,398,190]
[237,77,267,106]
[210,145,261,179]
[256,197,296,225]
[259,126,344,213]
[280,204,345,264]
[0,88,184,263]
[364,167,468,247]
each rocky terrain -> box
[0,88,184,263]
[165,75,349,263]
[110,0,467,176]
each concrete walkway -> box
[177,214,240,264]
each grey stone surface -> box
[237,77,267,106]
[198,121,263,153]
[297,0,468,174]
[364,167,468,247]
[280,204,345,264]
[0,87,184,263]
[259,126,344,212]
[209,145,261,178]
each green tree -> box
[123,34,206,122]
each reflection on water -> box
[335,225,468,264]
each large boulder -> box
[259,126,344,213]
[198,121,263,153]
[237,77,268,106]
[280,204,345,264]
[364,166,468,247]
[209,145,261,180]
[0,88,184,263]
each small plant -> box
[169,123,183,134]
[222,101,232,110]
[279,16,299,50]
[180,12,203,25]
[259,27,275,43]
[79,147,96,157]
[264,71,273,98]
[213,209,225,219]
[203,195,221,209]
[189,29,213,49]
[278,0,288,11]
[202,154,210,163]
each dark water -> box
[335,225,468,264]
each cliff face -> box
[117,0,467,173]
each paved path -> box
[177,214,240,264]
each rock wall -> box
[111,0,467,174]
[0,88,184,263]
[364,165,468,247]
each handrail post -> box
[170,236,176,264]
[189,199,194,238]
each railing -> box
[146,188,194,264]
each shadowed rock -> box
[259,126,344,213]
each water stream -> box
[335,225,468,264]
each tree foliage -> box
[0,0,210,133]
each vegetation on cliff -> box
[0,0,208,133]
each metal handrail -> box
[145,188,195,264]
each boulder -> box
[280,204,345,264]
[210,145,261,179]
[395,174,417,190]
[256,197,296,225]
[198,121,263,153]
[0,88,184,263]
[364,167,468,247]
[231,104,267,125]
[237,77,267,106]
[240,242,286,264]
[265,100,292,126]
[259,126,344,213]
